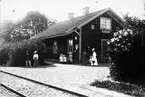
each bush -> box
[0,39,46,67]
[108,29,145,85]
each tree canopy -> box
[0,11,57,42]
[123,14,145,32]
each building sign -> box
[102,30,110,33]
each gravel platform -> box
[0,63,131,97]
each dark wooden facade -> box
[32,8,127,63]
[82,12,123,61]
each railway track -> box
[1,83,27,97]
[0,70,88,97]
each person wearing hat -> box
[91,48,98,65]
[33,51,39,67]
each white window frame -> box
[100,17,111,31]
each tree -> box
[123,14,145,32]
[107,15,145,85]
[0,21,15,42]
[21,11,56,36]
[0,11,57,42]
[10,22,31,42]
[108,28,145,85]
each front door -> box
[101,39,109,58]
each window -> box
[100,17,111,30]
[68,39,73,53]
[91,24,95,30]
[53,41,58,54]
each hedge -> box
[0,39,46,67]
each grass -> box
[90,80,145,97]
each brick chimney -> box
[83,7,90,15]
[67,12,74,20]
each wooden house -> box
[31,7,128,63]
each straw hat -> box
[92,48,95,51]
[34,51,37,53]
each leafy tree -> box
[108,28,145,85]
[123,14,145,32]
[0,21,15,42]
[10,22,31,42]
[105,15,145,85]
[0,11,56,42]
[21,11,56,36]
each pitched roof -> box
[31,8,126,40]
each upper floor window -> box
[100,17,111,30]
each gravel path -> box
[0,64,110,96]
[0,72,79,97]
[1,64,109,86]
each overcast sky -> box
[0,0,145,23]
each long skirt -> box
[91,57,98,65]
[33,59,39,67]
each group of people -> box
[25,50,39,67]
[59,47,98,66]
[59,54,67,63]
[26,47,98,67]
[59,53,73,63]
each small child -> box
[59,54,63,63]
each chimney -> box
[67,12,74,20]
[83,7,89,15]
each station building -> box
[31,7,128,63]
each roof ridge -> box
[31,7,112,40]
[55,7,111,23]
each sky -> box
[0,0,145,23]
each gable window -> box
[100,17,111,30]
